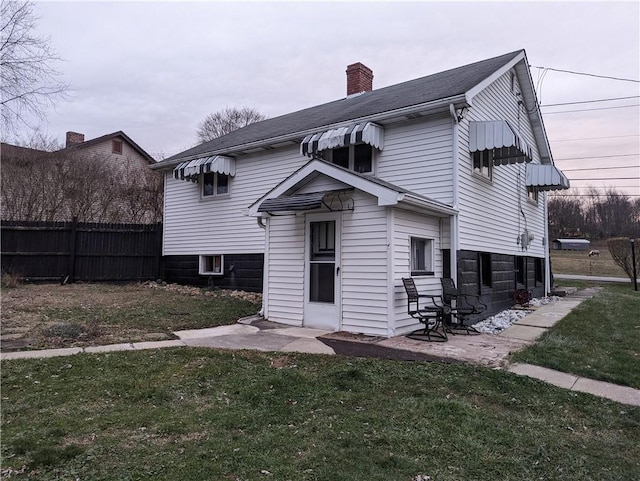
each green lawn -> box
[512,284,640,389]
[2,349,639,480]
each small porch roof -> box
[246,159,457,218]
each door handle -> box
[336,266,340,276]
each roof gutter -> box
[151,94,468,171]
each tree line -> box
[548,188,640,241]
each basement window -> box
[411,237,434,276]
[199,255,223,275]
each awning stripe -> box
[301,122,384,157]
[469,120,533,164]
[525,164,570,191]
[173,155,235,181]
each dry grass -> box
[550,244,628,278]
[0,282,261,351]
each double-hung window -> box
[410,237,434,275]
[202,172,230,197]
[472,150,492,180]
[330,144,373,174]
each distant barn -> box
[552,239,591,251]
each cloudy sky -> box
[24,1,640,196]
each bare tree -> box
[1,0,68,136]
[607,237,640,281]
[196,106,266,143]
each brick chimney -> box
[66,131,85,147]
[346,62,373,96]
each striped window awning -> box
[525,164,570,191]
[300,122,384,157]
[173,156,235,181]
[469,120,533,165]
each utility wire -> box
[550,194,640,197]
[551,134,639,142]
[555,154,638,161]
[529,65,640,83]
[570,177,640,181]
[544,104,640,114]
[562,166,639,172]
[540,95,640,107]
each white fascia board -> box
[399,194,458,217]
[465,51,526,105]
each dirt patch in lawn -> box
[0,282,261,352]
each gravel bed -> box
[473,296,559,335]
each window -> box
[515,256,526,285]
[112,139,123,155]
[411,237,434,275]
[472,150,492,180]
[479,252,492,287]
[199,255,223,275]
[535,258,544,286]
[330,144,373,173]
[202,172,230,197]
[527,187,539,204]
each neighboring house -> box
[2,131,160,223]
[152,50,570,337]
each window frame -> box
[527,186,539,204]
[199,254,224,276]
[410,237,434,276]
[201,172,231,199]
[112,139,123,155]
[479,252,492,289]
[472,150,493,181]
[328,143,374,174]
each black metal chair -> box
[402,278,448,342]
[440,278,487,335]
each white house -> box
[152,50,569,337]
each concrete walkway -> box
[2,288,639,407]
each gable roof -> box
[157,50,527,167]
[247,159,457,218]
[60,131,156,164]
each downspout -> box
[449,104,460,284]
[257,215,267,316]
[543,192,551,295]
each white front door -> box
[304,213,341,330]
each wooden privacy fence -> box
[1,219,163,282]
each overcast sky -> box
[26,1,640,196]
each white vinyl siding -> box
[392,209,442,335]
[264,214,305,326]
[163,146,306,255]
[457,70,547,258]
[377,116,454,205]
[340,191,389,336]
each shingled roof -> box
[161,50,524,165]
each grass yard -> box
[0,283,261,351]
[550,244,627,278]
[512,284,640,389]
[1,348,639,481]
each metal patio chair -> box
[440,278,487,335]
[402,278,448,342]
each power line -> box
[551,134,639,142]
[555,154,639,161]
[530,65,640,83]
[544,104,640,115]
[570,177,640,181]
[562,166,639,172]
[540,95,640,107]
[549,194,640,197]
[565,185,640,189]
